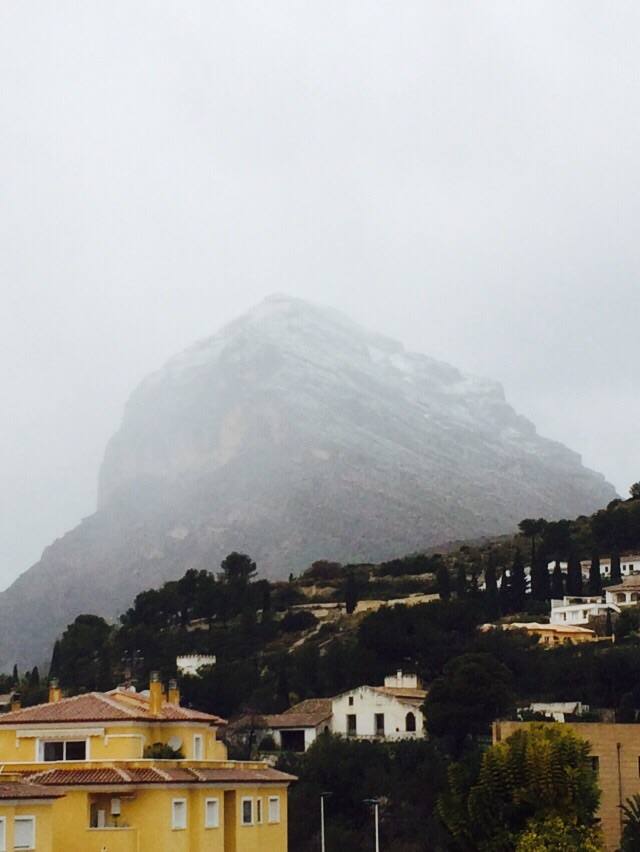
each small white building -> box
[176,654,217,677]
[526,701,590,722]
[605,576,640,607]
[550,596,620,627]
[331,671,426,740]
[580,555,640,579]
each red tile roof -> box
[265,698,333,729]
[0,690,225,726]
[26,766,296,786]
[0,782,63,800]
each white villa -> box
[331,671,426,741]
[550,596,620,627]
[176,653,217,677]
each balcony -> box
[85,827,138,852]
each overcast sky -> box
[1,1,639,590]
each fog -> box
[1,1,639,589]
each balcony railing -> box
[85,827,137,852]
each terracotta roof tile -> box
[26,765,296,786]
[0,690,225,726]
[0,781,63,800]
[265,698,333,729]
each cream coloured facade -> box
[331,672,426,740]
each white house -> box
[605,576,640,607]
[582,554,640,579]
[176,654,217,677]
[550,596,620,627]
[331,671,426,740]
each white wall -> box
[331,687,424,739]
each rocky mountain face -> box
[0,295,616,668]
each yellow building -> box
[496,621,596,646]
[0,675,294,852]
[494,719,640,852]
[0,780,61,852]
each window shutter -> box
[14,817,35,850]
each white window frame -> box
[13,816,36,851]
[0,816,5,852]
[204,798,219,829]
[268,796,281,824]
[255,797,262,824]
[37,738,89,762]
[193,733,204,760]
[171,798,187,830]
[241,797,254,826]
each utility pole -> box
[363,798,380,852]
[320,791,332,852]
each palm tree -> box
[621,794,640,850]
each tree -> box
[438,724,601,852]
[11,665,18,687]
[424,653,514,747]
[530,557,551,602]
[589,552,602,596]
[436,564,451,601]
[516,816,603,851]
[455,563,467,599]
[499,567,511,614]
[219,552,257,586]
[621,793,640,850]
[551,561,565,600]
[605,608,613,638]
[345,572,358,615]
[611,548,622,584]
[630,482,640,500]
[484,557,500,619]
[566,550,583,596]
[55,615,113,691]
[518,518,547,566]
[510,550,527,612]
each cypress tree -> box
[345,572,358,614]
[566,550,583,597]
[589,552,603,596]
[510,549,527,612]
[455,563,467,599]
[605,608,613,638]
[484,557,500,618]
[611,548,622,584]
[469,568,479,598]
[531,557,551,601]
[551,561,565,599]
[437,564,451,601]
[11,665,18,687]
[49,641,61,680]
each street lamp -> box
[320,792,332,852]
[363,799,380,852]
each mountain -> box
[0,294,616,668]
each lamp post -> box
[363,798,380,852]
[320,792,332,852]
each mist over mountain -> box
[0,295,616,668]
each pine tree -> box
[455,563,467,599]
[551,561,564,600]
[589,552,602,596]
[566,550,583,596]
[611,548,622,584]
[510,549,527,612]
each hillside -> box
[0,295,615,669]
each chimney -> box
[149,671,163,716]
[10,693,21,712]
[48,678,62,704]
[167,679,180,706]
[397,669,403,684]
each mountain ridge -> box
[0,294,616,669]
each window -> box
[590,756,600,774]
[41,740,86,761]
[241,798,253,825]
[348,696,354,706]
[205,798,219,828]
[375,713,385,736]
[193,734,203,760]
[14,817,35,851]
[172,799,187,830]
[347,714,357,735]
[406,712,416,732]
[0,817,5,852]
[268,796,281,824]
[256,797,263,824]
